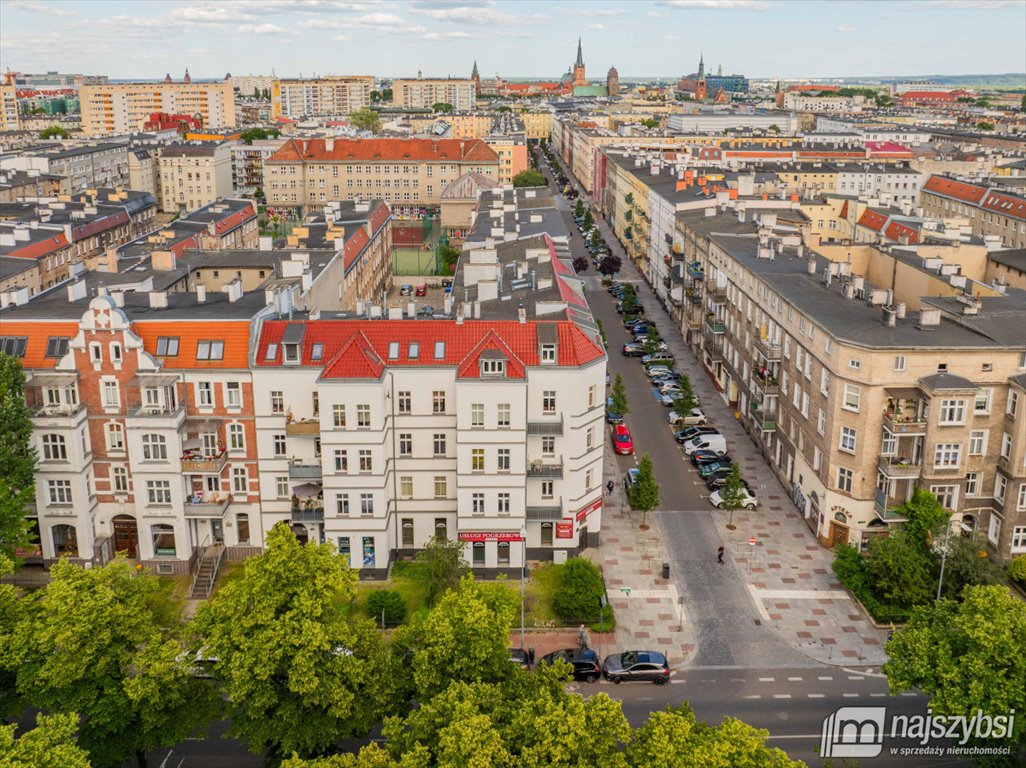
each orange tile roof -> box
[885,221,920,243]
[133,320,253,369]
[267,138,499,165]
[0,320,79,370]
[6,233,70,261]
[923,176,988,205]
[858,209,888,232]
[981,191,1026,222]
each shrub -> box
[553,558,606,625]
[832,544,910,624]
[367,589,406,627]
[1009,555,1026,585]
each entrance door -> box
[112,515,139,558]
[211,519,224,544]
[829,522,849,548]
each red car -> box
[415,285,428,297]
[611,424,634,455]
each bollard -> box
[662,561,670,580]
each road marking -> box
[817,675,834,681]
[807,693,825,699]
[749,588,851,600]
[758,677,775,682]
[746,585,773,623]
[743,694,761,700]
[787,676,803,681]
[843,693,859,698]
[773,694,792,699]
[870,693,886,698]
[847,675,864,681]
[900,692,918,697]
[670,679,687,684]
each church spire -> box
[472,59,479,78]
[576,37,584,67]
[697,52,704,80]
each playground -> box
[392,216,444,276]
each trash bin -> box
[662,562,670,579]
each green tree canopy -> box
[643,326,661,356]
[512,169,545,188]
[0,713,92,768]
[196,523,402,759]
[610,373,630,416]
[0,354,35,559]
[415,534,471,606]
[239,126,280,144]
[670,376,696,420]
[552,557,608,627]
[38,125,69,139]
[629,454,660,527]
[431,102,454,113]
[349,108,382,133]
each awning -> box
[182,437,202,450]
[183,418,219,434]
[292,482,323,499]
[884,387,923,399]
[128,374,181,388]
[26,373,79,387]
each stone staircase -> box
[189,544,225,600]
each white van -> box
[682,433,727,455]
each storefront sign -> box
[556,520,574,539]
[458,531,524,542]
[575,497,602,522]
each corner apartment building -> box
[393,79,476,111]
[157,144,234,214]
[919,175,1026,249]
[0,169,63,203]
[230,139,286,196]
[672,208,1026,561]
[263,137,499,216]
[79,81,236,137]
[1,84,20,131]
[1,143,130,194]
[270,77,374,119]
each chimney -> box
[66,280,87,302]
[325,138,334,152]
[518,305,526,324]
[223,277,243,303]
[151,250,176,271]
[196,284,207,303]
[148,291,168,309]
[895,302,906,318]
[917,308,941,328]
[807,256,816,274]
[456,303,465,324]
[111,291,125,307]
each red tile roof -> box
[885,221,920,244]
[456,329,526,379]
[0,320,79,370]
[6,233,70,261]
[922,176,988,205]
[857,209,888,232]
[255,319,604,378]
[213,203,257,235]
[133,320,253,369]
[267,138,499,164]
[981,191,1026,222]
[72,210,129,240]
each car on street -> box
[622,343,646,357]
[690,450,731,467]
[651,372,683,385]
[611,423,634,455]
[710,486,759,510]
[668,408,708,426]
[509,647,530,668]
[645,366,673,379]
[658,393,677,407]
[602,650,670,685]
[707,474,751,491]
[606,408,624,425]
[674,426,719,444]
[642,353,675,367]
[399,284,413,296]
[537,648,602,682]
[623,468,640,493]
[682,432,727,455]
[415,285,427,297]
[698,460,733,478]
[657,382,683,395]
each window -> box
[360,494,374,515]
[541,522,554,546]
[471,403,484,428]
[331,449,347,472]
[820,370,830,395]
[969,430,986,455]
[283,343,299,363]
[498,541,510,565]
[264,343,278,362]
[272,434,286,457]
[398,391,411,413]
[434,341,445,359]
[41,434,66,461]
[197,381,213,407]
[337,494,350,515]
[401,519,414,547]
[434,476,447,498]
[0,337,27,357]
[988,512,1002,545]
[333,405,347,427]
[586,468,594,490]
[542,390,556,414]
[226,382,241,408]
[337,536,351,561]
[498,492,510,515]
[357,404,371,428]
[435,518,448,540]
[930,485,957,509]
[399,433,412,456]
[892,355,907,372]
[480,359,505,376]
[196,340,224,360]
[112,466,128,493]
[848,359,861,370]
[1012,525,1026,553]
[102,380,120,407]
[147,480,172,505]
[47,479,72,505]
[155,336,179,356]
[359,450,372,472]
[90,343,102,363]
[934,443,962,468]
[540,344,557,364]
[965,472,980,497]
[44,337,69,358]
[541,480,554,499]
[107,425,125,456]
[1019,485,1026,512]
[433,433,447,456]
[275,476,290,499]
[974,389,991,414]
[152,524,176,556]
[881,431,896,456]
[400,476,413,498]
[142,434,167,461]
[408,342,419,360]
[542,436,555,456]
[839,427,857,454]
[842,384,861,412]
[472,541,485,565]
[497,448,510,471]
[1008,391,1019,418]
[497,403,511,427]
[233,467,248,494]
[472,449,485,471]
[388,341,400,359]
[472,493,485,515]
[837,467,854,494]
[1000,432,1012,459]
[588,385,596,408]
[109,342,123,364]
[270,391,284,414]
[939,399,965,425]
[432,391,446,413]
[311,343,324,361]
[228,423,245,451]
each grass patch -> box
[352,566,430,625]
[208,561,245,599]
[524,562,562,626]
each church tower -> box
[572,38,587,87]
[695,53,706,100]
[471,60,480,95]
[606,66,619,97]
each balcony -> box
[128,401,186,428]
[883,392,927,435]
[291,506,324,523]
[707,284,727,303]
[702,332,724,361]
[289,460,323,480]
[526,505,563,521]
[753,369,780,397]
[527,462,563,479]
[749,402,777,431]
[184,492,231,518]
[30,402,88,428]
[286,419,320,436]
[874,489,908,522]
[704,315,725,334]
[527,417,563,436]
[882,411,927,435]
[181,451,228,473]
[687,262,704,281]
[754,336,782,362]
[877,456,922,479]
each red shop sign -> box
[575,497,602,522]
[458,531,524,542]
[556,520,574,539]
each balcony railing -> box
[754,336,782,362]
[184,492,232,518]
[882,411,927,435]
[30,402,87,424]
[704,315,725,334]
[286,419,320,435]
[128,401,185,419]
[527,462,564,478]
[707,284,727,303]
[875,489,908,522]
[291,506,325,522]
[289,460,323,480]
[527,417,563,436]
[877,456,922,479]
[749,402,777,431]
[181,451,228,473]
[753,369,780,396]
[526,505,563,521]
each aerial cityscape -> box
[0,1,1025,767]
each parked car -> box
[658,381,683,395]
[710,486,759,510]
[622,343,646,358]
[415,284,428,297]
[399,284,413,296]
[606,408,624,425]
[668,408,708,426]
[674,427,719,444]
[658,393,676,407]
[698,460,734,478]
[642,353,675,367]
[651,372,683,385]
[683,433,728,455]
[646,366,673,379]
[538,648,602,683]
[706,474,751,492]
[509,647,530,668]
[690,450,731,467]
[623,468,640,494]
[602,650,670,685]
[611,424,634,455]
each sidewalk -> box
[586,192,888,668]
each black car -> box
[622,344,646,358]
[509,647,530,668]
[602,650,670,685]
[690,450,731,467]
[707,475,751,492]
[698,461,733,478]
[674,426,719,444]
[538,648,602,683]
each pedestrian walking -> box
[606,480,614,496]
[528,647,536,668]
[578,624,590,649]
[717,546,725,564]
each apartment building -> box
[919,175,1026,249]
[0,255,41,297]
[393,79,476,111]
[79,82,236,137]
[157,144,234,215]
[114,199,258,266]
[673,208,1026,560]
[0,222,76,292]
[1,84,19,131]
[230,139,287,196]
[0,169,63,203]
[447,113,494,140]
[263,137,499,216]
[1,143,130,194]
[270,77,374,119]
[127,149,159,203]
[522,110,554,142]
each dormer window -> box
[434,341,445,359]
[540,344,557,364]
[388,342,400,360]
[283,344,299,363]
[45,337,70,358]
[264,343,278,361]
[480,358,505,376]
[311,343,324,361]
[196,340,224,361]
[408,342,419,359]
[155,337,179,357]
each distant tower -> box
[164,72,172,83]
[697,52,705,81]
[471,60,480,96]
[183,69,192,84]
[224,72,232,81]
[417,69,422,79]
[606,66,620,97]
[572,38,587,87]
[695,53,707,100]
[717,63,723,77]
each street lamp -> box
[935,519,953,601]
[519,527,528,651]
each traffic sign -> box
[749,536,756,546]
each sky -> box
[1,0,1024,81]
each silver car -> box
[602,650,670,685]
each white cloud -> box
[354,11,407,25]
[5,0,73,16]
[916,0,1021,8]
[239,23,298,37]
[834,25,857,32]
[590,23,608,30]
[333,33,354,41]
[657,0,769,9]
[413,5,546,25]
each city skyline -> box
[2,0,1025,81]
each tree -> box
[496,105,512,113]
[0,713,91,768]
[553,557,608,627]
[976,121,996,131]
[643,326,661,356]
[598,253,622,276]
[864,530,935,609]
[253,86,261,99]
[253,186,265,200]
[670,376,696,421]
[262,87,271,100]
[610,373,630,416]
[1009,554,1026,585]
[574,199,585,218]
[590,229,603,249]
[619,284,639,316]
[3,559,215,768]
[935,532,1002,601]
[415,534,470,606]
[431,102,454,114]
[370,89,381,103]
[0,354,35,560]
[282,745,398,768]
[349,108,382,133]
[196,523,401,759]
[239,127,280,144]
[629,454,660,529]
[640,118,659,129]
[381,88,393,101]
[366,589,406,628]
[717,463,747,530]
[768,124,781,133]
[884,586,1026,763]
[572,255,589,273]
[512,168,545,187]
[582,210,594,230]
[38,125,69,139]
[402,574,518,700]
